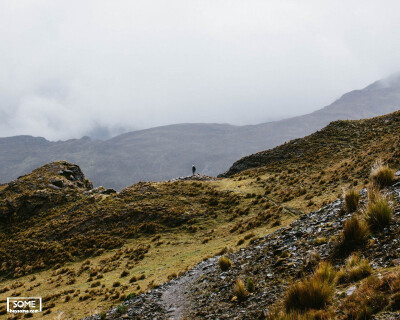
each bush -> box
[218,256,232,271]
[336,215,369,254]
[336,253,372,284]
[233,279,248,301]
[112,281,121,287]
[343,189,360,213]
[364,192,392,230]
[370,160,395,188]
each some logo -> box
[7,297,42,314]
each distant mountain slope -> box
[1,74,400,190]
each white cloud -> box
[0,0,400,140]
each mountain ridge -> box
[1,74,400,190]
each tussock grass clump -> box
[218,256,232,271]
[313,262,336,286]
[336,253,372,284]
[284,278,334,312]
[116,303,128,314]
[370,160,395,188]
[233,278,248,301]
[246,277,255,293]
[343,189,360,213]
[363,191,393,230]
[120,270,129,278]
[336,215,369,255]
[284,262,335,312]
[266,309,334,320]
[341,275,388,319]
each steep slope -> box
[1,74,400,190]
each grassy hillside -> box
[1,111,400,319]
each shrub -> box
[112,281,121,287]
[129,276,137,283]
[233,279,248,301]
[336,215,369,254]
[336,253,372,284]
[343,189,360,213]
[218,256,232,271]
[364,192,392,230]
[370,160,395,188]
[100,311,107,320]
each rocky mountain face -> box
[1,74,400,190]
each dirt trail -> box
[83,257,218,319]
[161,257,218,319]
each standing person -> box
[192,165,196,175]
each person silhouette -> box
[192,165,196,175]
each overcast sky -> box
[1,1,400,140]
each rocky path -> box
[161,257,218,319]
[84,257,219,320]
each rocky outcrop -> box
[0,161,92,222]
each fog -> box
[1,0,400,140]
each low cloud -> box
[1,1,400,140]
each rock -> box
[50,179,64,188]
[346,286,357,296]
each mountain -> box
[1,111,399,319]
[1,73,400,190]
